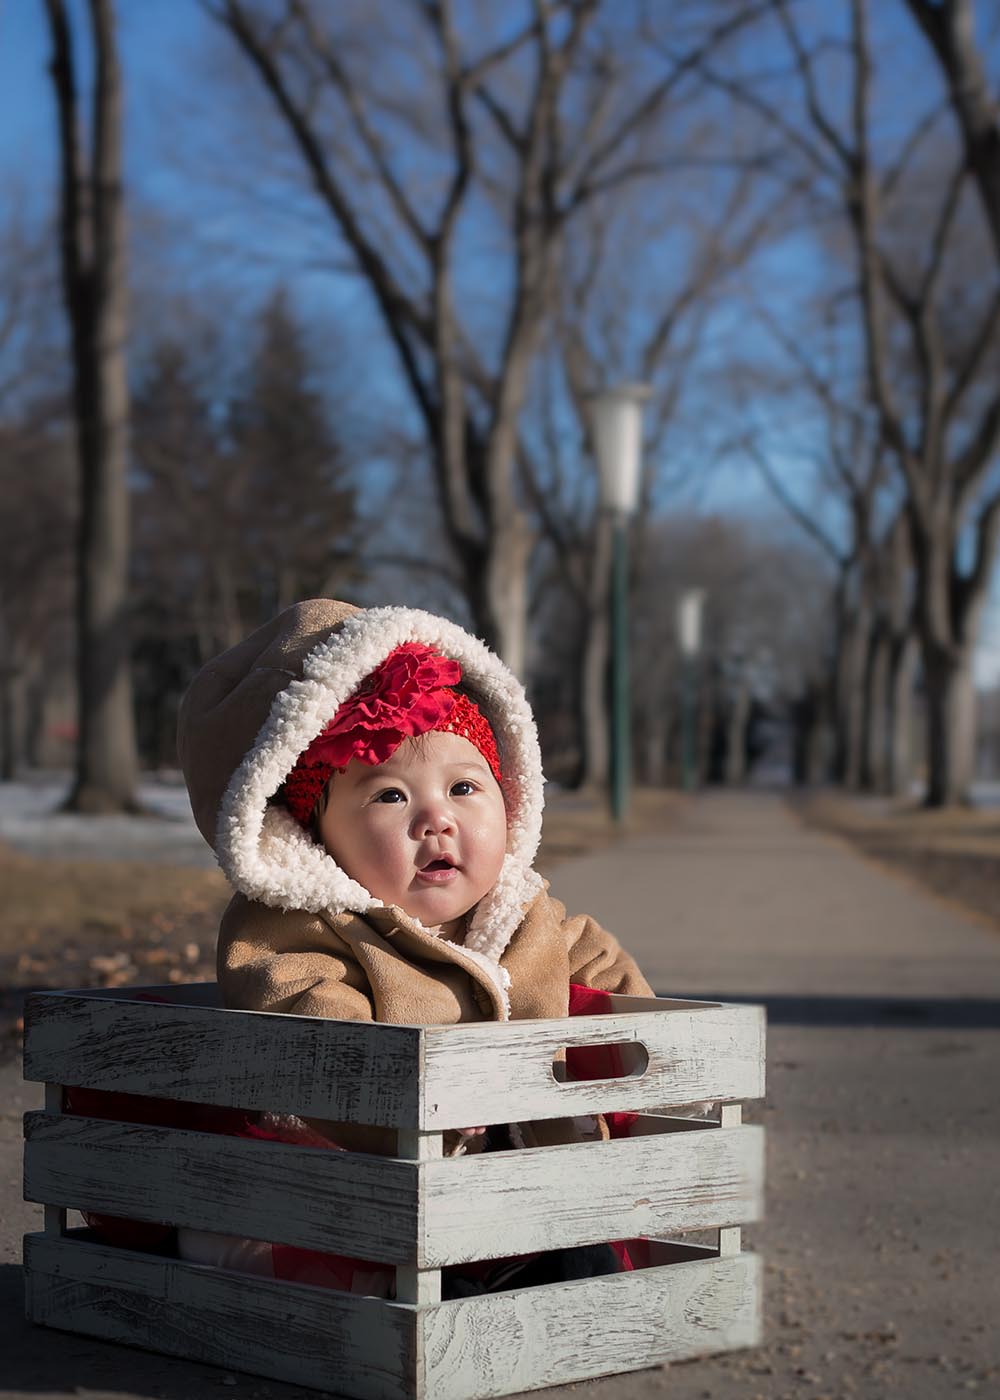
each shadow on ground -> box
[1,1261,322,1399]
[663,990,1000,1029]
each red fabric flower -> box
[310,643,461,769]
[283,643,501,826]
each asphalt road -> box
[3,791,998,1400]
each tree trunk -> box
[576,511,614,788]
[792,680,828,786]
[923,642,977,806]
[47,0,139,813]
[0,665,15,782]
[886,631,918,797]
[483,510,532,680]
[834,603,870,789]
[641,703,671,787]
[725,681,751,786]
[860,622,889,791]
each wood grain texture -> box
[23,992,423,1126]
[420,1125,764,1267]
[24,1112,419,1263]
[396,1130,442,1303]
[419,1004,765,1128]
[24,1232,760,1400]
[24,1232,414,1399]
[416,1252,762,1400]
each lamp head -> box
[589,382,651,515]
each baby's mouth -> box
[416,854,459,883]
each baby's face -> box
[319,729,507,930]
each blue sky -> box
[4,2,205,212]
[3,0,1000,683]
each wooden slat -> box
[418,1252,762,1400]
[23,1112,419,1263]
[23,992,423,1127]
[23,1232,413,1399]
[396,1130,443,1304]
[420,1124,764,1267]
[419,1004,765,1128]
[24,1232,760,1400]
[718,1103,743,1257]
[43,1084,66,1237]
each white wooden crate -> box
[22,985,766,1400]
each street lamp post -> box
[677,588,706,792]
[590,383,650,825]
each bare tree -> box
[690,0,1000,804]
[904,1,1000,260]
[731,276,924,798]
[0,414,74,780]
[516,159,781,787]
[44,0,139,811]
[203,0,766,674]
[628,514,833,788]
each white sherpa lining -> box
[215,607,545,1008]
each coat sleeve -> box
[550,896,655,996]
[217,895,375,1021]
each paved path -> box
[3,792,999,1399]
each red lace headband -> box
[283,642,502,826]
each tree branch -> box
[773,0,854,171]
[744,437,848,565]
[287,0,430,251]
[214,2,439,434]
[567,0,777,213]
[904,0,1000,261]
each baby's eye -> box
[373,788,406,804]
[450,780,476,797]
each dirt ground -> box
[796,789,1000,933]
[0,786,681,1062]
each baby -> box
[176,598,654,1289]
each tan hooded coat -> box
[178,599,652,1153]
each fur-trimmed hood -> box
[177,599,546,967]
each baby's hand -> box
[443,1125,487,1157]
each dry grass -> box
[796,789,1000,931]
[0,786,681,1058]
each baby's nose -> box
[414,804,456,836]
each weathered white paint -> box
[24,1232,414,1400]
[23,992,423,1126]
[396,1131,442,1305]
[717,1104,743,1257]
[420,1124,764,1267]
[24,991,765,1131]
[42,1084,66,1238]
[24,1112,420,1263]
[418,1004,765,1128]
[22,987,766,1399]
[414,1251,762,1400]
[24,1232,761,1400]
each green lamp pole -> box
[590,383,650,826]
[677,588,706,792]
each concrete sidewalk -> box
[548,792,1000,1400]
[3,792,999,1399]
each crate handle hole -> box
[555,1040,650,1083]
